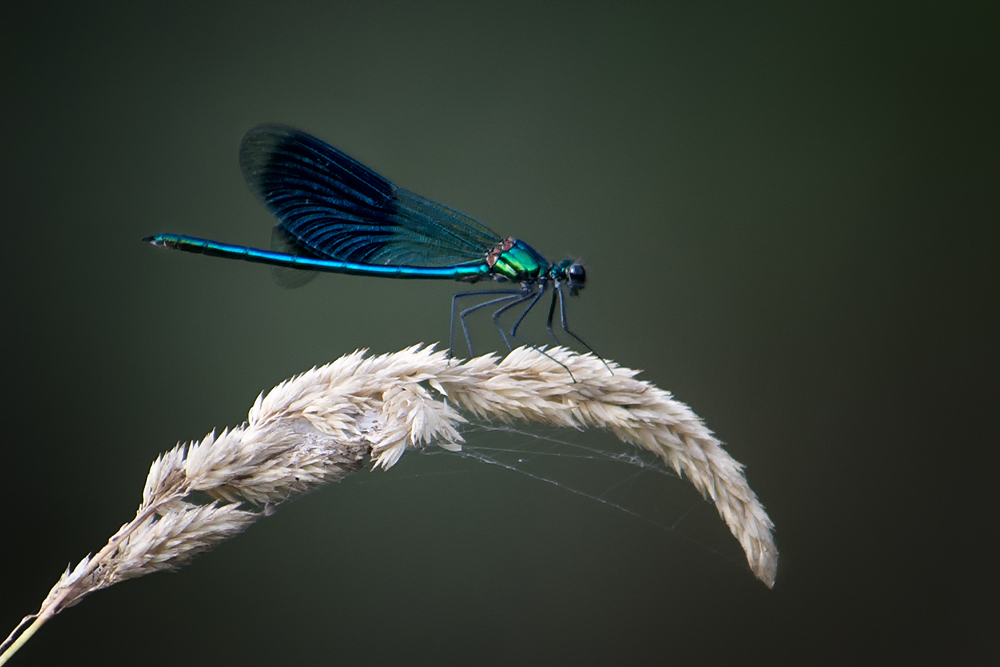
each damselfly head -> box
[557,259,586,296]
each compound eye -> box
[568,263,586,284]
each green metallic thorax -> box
[489,239,548,282]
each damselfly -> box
[145,125,599,364]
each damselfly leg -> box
[450,289,524,357]
[495,282,579,381]
[548,282,612,373]
[491,288,543,350]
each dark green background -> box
[2,2,996,665]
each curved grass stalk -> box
[0,345,777,664]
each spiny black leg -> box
[458,292,524,357]
[510,282,546,341]
[490,291,537,349]
[450,289,523,358]
[556,282,613,374]
[502,284,577,382]
[545,285,560,346]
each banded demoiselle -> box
[144,125,597,362]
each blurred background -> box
[2,2,996,664]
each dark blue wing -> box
[240,125,502,268]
